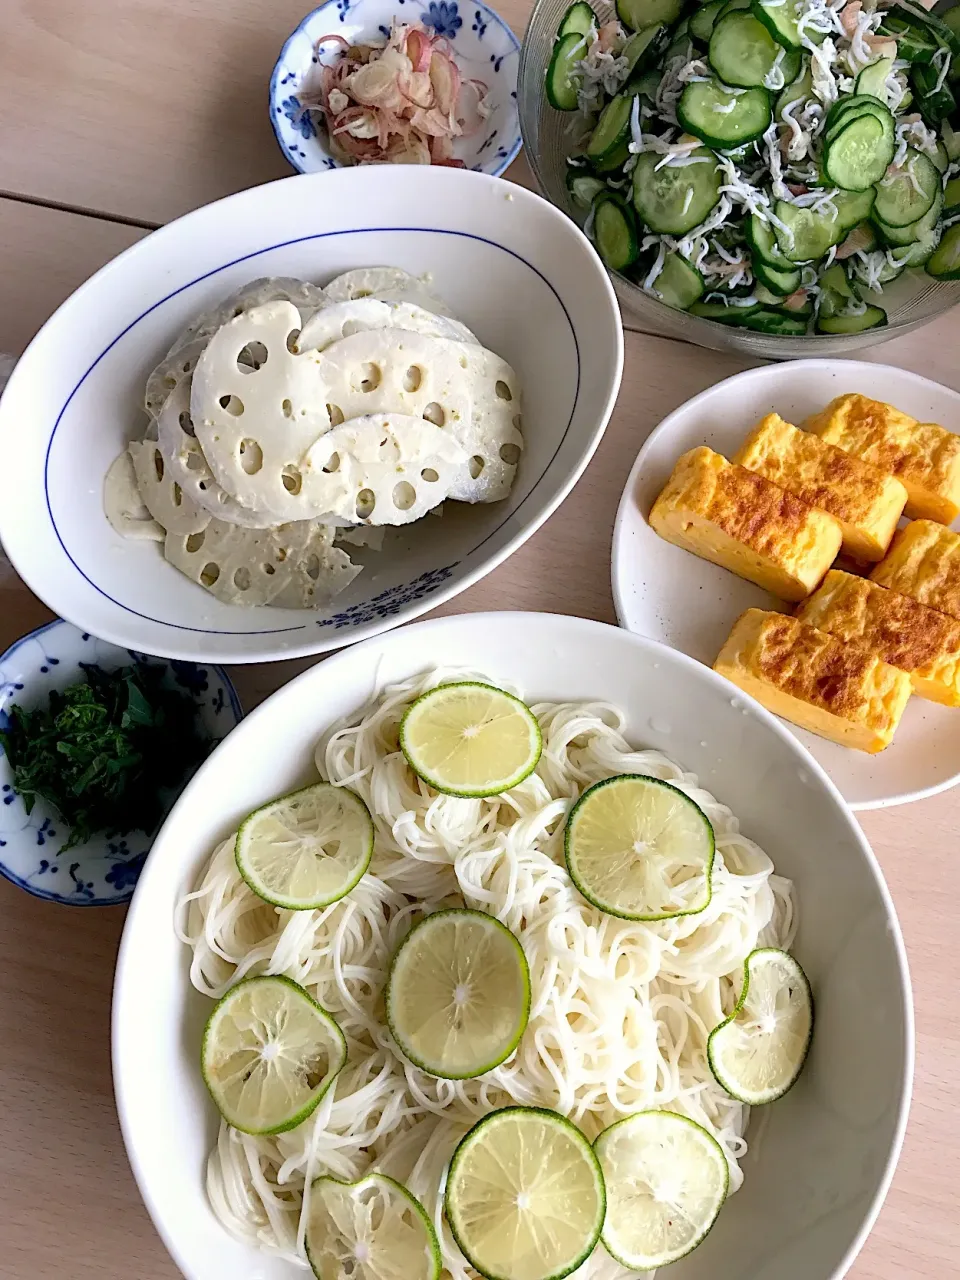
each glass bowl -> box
[517,0,960,359]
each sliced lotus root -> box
[315,329,522,503]
[190,301,334,521]
[300,413,467,525]
[128,440,210,536]
[335,525,385,551]
[103,450,164,541]
[155,380,278,529]
[297,298,477,354]
[164,519,358,609]
[145,336,211,419]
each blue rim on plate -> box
[0,619,242,906]
[269,0,522,177]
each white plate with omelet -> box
[612,359,960,810]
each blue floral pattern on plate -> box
[269,0,521,176]
[0,619,242,906]
[317,564,459,628]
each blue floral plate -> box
[270,0,521,176]
[0,619,242,905]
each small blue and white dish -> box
[0,619,242,906]
[269,0,521,176]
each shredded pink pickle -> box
[299,20,490,166]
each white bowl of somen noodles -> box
[112,611,912,1280]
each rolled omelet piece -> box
[649,447,842,602]
[714,608,912,753]
[798,569,960,706]
[734,412,907,562]
[871,519,960,622]
[804,393,960,524]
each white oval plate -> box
[612,359,960,811]
[112,611,911,1280]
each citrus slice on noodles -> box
[445,1106,606,1280]
[386,908,530,1079]
[305,1173,440,1280]
[200,974,346,1134]
[399,682,542,797]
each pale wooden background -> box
[0,1,958,1276]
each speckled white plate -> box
[612,359,960,811]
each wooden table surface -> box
[1,2,958,1276]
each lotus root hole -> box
[459,356,468,370]
[282,466,303,495]
[359,363,382,393]
[513,414,522,430]
[423,402,445,427]
[495,380,513,401]
[500,443,521,465]
[263,563,276,576]
[323,452,341,474]
[200,562,220,587]
[219,394,244,416]
[233,567,251,591]
[355,289,372,298]
[469,455,485,479]
[421,468,439,483]
[163,375,177,389]
[403,365,423,393]
[393,481,417,511]
[282,398,294,418]
[286,328,301,354]
[152,449,164,482]
[182,360,192,373]
[356,488,376,519]
[327,403,345,427]
[179,409,196,437]
[238,341,268,373]
[186,452,205,472]
[239,439,264,475]
[185,531,206,553]
[304,554,321,581]
[276,549,288,562]
[172,482,183,507]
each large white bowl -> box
[113,612,912,1280]
[0,168,622,663]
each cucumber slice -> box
[718,0,752,16]
[931,140,950,174]
[776,60,813,120]
[944,120,960,162]
[594,195,640,271]
[747,212,795,268]
[689,300,759,322]
[833,187,877,229]
[874,190,943,245]
[650,252,706,309]
[566,170,607,208]
[751,0,805,50]
[678,79,772,146]
[927,224,960,278]
[633,67,663,99]
[912,61,957,122]
[622,24,669,77]
[779,46,803,84]
[774,201,843,262]
[586,92,637,167]
[690,0,725,43]
[741,307,809,334]
[824,95,894,146]
[878,15,940,63]
[816,305,887,333]
[945,7,960,41]
[945,176,960,217]
[819,262,861,307]
[855,56,894,101]
[823,114,894,190]
[632,146,722,234]
[616,0,683,31]
[558,0,597,37]
[753,257,802,294]
[709,11,782,88]
[546,32,586,111]
[873,148,940,226]
[890,229,940,267]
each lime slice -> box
[594,1110,729,1270]
[708,948,813,1104]
[305,1173,440,1280]
[200,974,346,1134]
[386,908,530,1079]
[399,682,542,797]
[564,774,715,921]
[445,1106,606,1280]
[235,782,374,910]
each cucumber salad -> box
[547,0,960,334]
